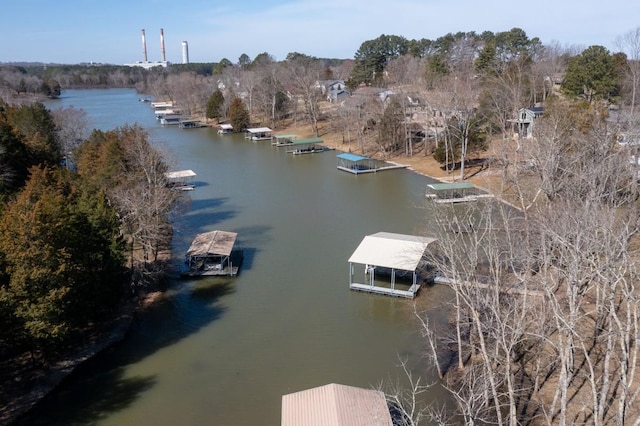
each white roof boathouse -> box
[217,123,234,134]
[348,232,437,298]
[244,127,273,141]
[165,169,196,191]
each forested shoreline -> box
[2,25,640,424]
[0,99,182,422]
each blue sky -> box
[2,0,639,65]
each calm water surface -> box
[30,88,453,425]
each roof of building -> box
[165,170,196,179]
[427,182,474,191]
[246,127,272,133]
[289,137,323,145]
[336,153,369,162]
[185,230,238,258]
[281,383,392,426]
[348,232,437,271]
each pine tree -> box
[227,97,250,132]
[206,90,225,123]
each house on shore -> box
[509,106,544,139]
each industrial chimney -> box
[182,41,189,64]
[141,29,148,62]
[160,28,166,63]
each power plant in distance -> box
[125,28,189,69]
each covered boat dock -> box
[182,230,243,277]
[218,123,234,134]
[285,137,326,154]
[244,127,273,141]
[272,134,298,146]
[426,182,493,203]
[348,232,437,298]
[336,153,406,174]
[165,169,196,191]
[179,119,204,129]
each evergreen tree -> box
[227,97,250,132]
[206,89,225,122]
[5,102,62,167]
[349,34,409,86]
[563,45,620,101]
[238,53,251,69]
[0,167,125,359]
[0,120,29,196]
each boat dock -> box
[182,230,243,277]
[179,119,204,129]
[336,153,407,174]
[425,182,494,203]
[165,169,196,191]
[160,113,183,125]
[285,138,327,154]
[217,123,234,134]
[272,134,298,146]
[245,127,273,141]
[348,232,438,299]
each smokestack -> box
[160,28,166,63]
[141,29,148,62]
[182,41,189,64]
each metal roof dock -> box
[336,153,406,174]
[348,232,437,298]
[285,137,327,154]
[182,230,243,277]
[281,383,392,426]
[425,182,494,203]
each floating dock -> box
[179,119,204,129]
[165,169,196,191]
[245,127,273,141]
[336,153,406,174]
[218,123,234,134]
[285,138,328,154]
[182,230,243,277]
[425,182,494,203]
[272,134,297,146]
[348,232,437,299]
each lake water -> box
[26,88,453,425]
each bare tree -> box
[418,97,640,425]
[616,27,640,117]
[282,56,324,136]
[50,106,89,161]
